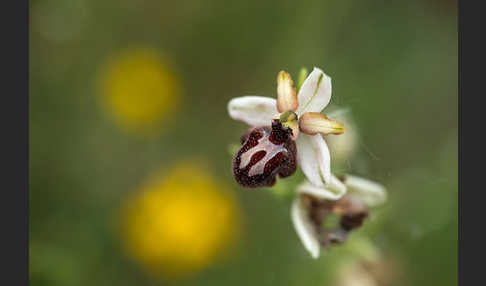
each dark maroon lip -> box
[232,120,297,188]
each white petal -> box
[227,96,278,126]
[296,134,332,186]
[291,198,320,259]
[311,134,332,185]
[297,175,347,200]
[295,134,322,187]
[345,175,387,207]
[296,67,332,115]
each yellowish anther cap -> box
[279,110,300,139]
[276,71,298,113]
[299,112,345,135]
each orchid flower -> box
[228,67,344,188]
[291,174,387,258]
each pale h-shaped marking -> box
[239,132,287,176]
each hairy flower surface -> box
[228,67,344,188]
[232,121,297,188]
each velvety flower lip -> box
[228,67,344,187]
[291,174,387,259]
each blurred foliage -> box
[30,0,457,285]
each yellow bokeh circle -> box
[98,48,181,133]
[120,162,242,279]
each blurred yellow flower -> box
[120,162,242,279]
[98,48,181,133]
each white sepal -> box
[291,198,320,259]
[227,96,278,126]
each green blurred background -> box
[29,0,457,285]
